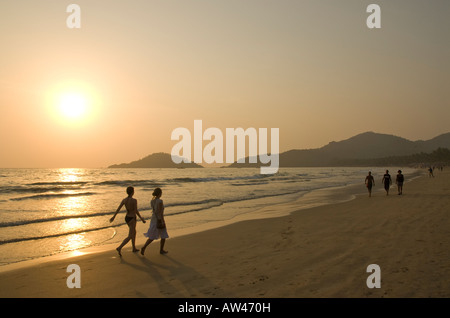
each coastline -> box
[0,167,395,272]
[0,168,448,297]
[0,166,383,267]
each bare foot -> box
[140,247,146,256]
[116,247,122,257]
[132,248,140,253]
[160,250,168,255]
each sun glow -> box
[47,81,100,126]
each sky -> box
[0,0,449,168]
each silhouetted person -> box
[381,170,392,196]
[141,187,169,256]
[110,186,146,256]
[396,170,404,195]
[365,171,375,197]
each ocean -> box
[0,167,415,266]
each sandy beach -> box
[0,169,448,298]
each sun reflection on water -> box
[55,169,93,251]
[57,195,90,214]
[60,217,89,232]
[53,168,92,215]
[58,233,92,252]
[57,218,92,251]
[57,168,83,183]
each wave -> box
[1,190,299,229]
[0,199,224,228]
[29,181,89,186]
[0,186,84,195]
[163,190,308,217]
[95,180,160,187]
[1,180,91,195]
[165,200,225,216]
[166,174,271,184]
[92,174,275,188]
[231,181,269,186]
[1,172,300,196]
[0,225,116,246]
[165,198,222,208]
[10,192,97,201]
[0,211,115,228]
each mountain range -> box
[229,131,450,167]
[108,131,450,168]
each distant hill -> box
[228,131,450,167]
[108,152,203,168]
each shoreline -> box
[0,169,388,273]
[0,167,420,269]
[1,168,448,297]
[0,169,421,273]
[0,166,377,268]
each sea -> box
[0,167,417,266]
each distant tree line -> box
[334,148,450,167]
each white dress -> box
[144,198,169,240]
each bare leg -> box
[140,238,153,255]
[129,219,139,252]
[116,237,130,257]
[116,220,137,256]
[160,239,168,254]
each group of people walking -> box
[109,186,169,257]
[365,169,404,197]
[109,169,408,255]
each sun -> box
[59,92,88,119]
[47,80,100,127]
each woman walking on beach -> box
[110,186,146,256]
[365,171,375,197]
[141,187,169,256]
[381,170,392,196]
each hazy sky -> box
[0,0,449,168]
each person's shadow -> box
[119,253,227,297]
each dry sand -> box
[0,169,449,298]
